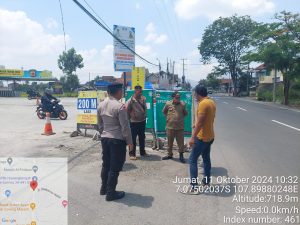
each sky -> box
[1,0,300,84]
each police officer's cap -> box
[107,83,123,94]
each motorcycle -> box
[27,90,40,100]
[36,99,68,120]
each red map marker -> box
[30,180,38,191]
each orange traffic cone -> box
[42,112,55,135]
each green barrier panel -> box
[155,91,192,137]
[125,90,154,130]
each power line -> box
[72,0,158,67]
[58,0,67,51]
[82,0,112,33]
[162,1,183,55]
[152,0,181,59]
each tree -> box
[60,74,80,92]
[206,73,220,90]
[246,12,300,105]
[58,48,83,92]
[198,79,207,87]
[198,15,257,96]
[58,48,84,75]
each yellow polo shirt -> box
[197,97,216,142]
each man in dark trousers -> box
[162,91,188,163]
[189,85,216,192]
[126,85,148,160]
[97,83,133,201]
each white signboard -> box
[113,25,135,72]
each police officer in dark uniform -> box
[97,83,133,201]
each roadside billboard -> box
[77,91,107,130]
[113,25,135,72]
[0,69,23,77]
[0,69,53,79]
[131,67,145,89]
[77,91,98,130]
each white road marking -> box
[223,102,229,104]
[236,107,247,111]
[271,120,300,132]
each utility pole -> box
[273,67,277,103]
[181,59,186,89]
[156,58,161,88]
[172,61,175,90]
[167,58,170,90]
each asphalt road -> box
[0,96,299,225]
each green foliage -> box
[257,88,273,102]
[199,15,258,95]
[60,74,80,92]
[15,83,48,93]
[206,73,220,89]
[58,48,84,75]
[198,79,207,87]
[257,83,300,105]
[247,11,300,105]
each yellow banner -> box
[0,69,23,77]
[40,70,52,78]
[77,114,97,125]
[131,67,145,89]
[78,91,98,98]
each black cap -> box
[107,83,123,89]
[107,83,123,95]
[134,85,142,90]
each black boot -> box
[106,171,125,201]
[100,185,107,195]
[106,191,125,201]
[179,153,185,163]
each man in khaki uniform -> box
[97,83,133,201]
[162,92,188,163]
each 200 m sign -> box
[77,98,97,110]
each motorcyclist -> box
[41,88,57,113]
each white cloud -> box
[188,49,199,58]
[46,18,58,29]
[172,49,218,82]
[144,22,168,44]
[145,22,156,33]
[174,0,275,20]
[0,8,68,74]
[78,48,98,62]
[101,44,113,54]
[77,44,118,82]
[135,2,141,10]
[192,38,201,44]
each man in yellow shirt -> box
[189,85,216,189]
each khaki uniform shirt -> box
[97,96,133,144]
[163,100,188,130]
[126,95,147,123]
